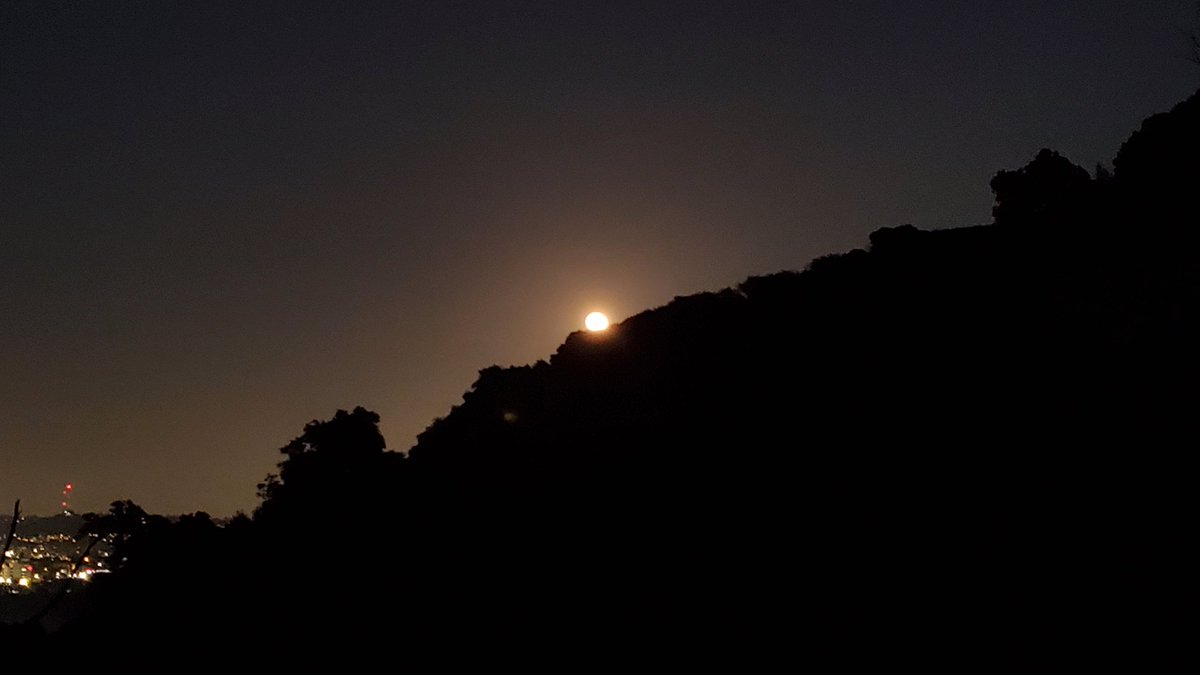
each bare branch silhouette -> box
[27,534,102,626]
[0,500,20,570]
[1190,2,1200,65]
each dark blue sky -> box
[2,1,1197,514]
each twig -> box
[27,535,102,626]
[0,500,20,571]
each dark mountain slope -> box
[36,90,1200,670]
[395,91,1200,668]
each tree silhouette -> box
[1112,88,1200,236]
[990,148,1094,227]
[255,406,404,526]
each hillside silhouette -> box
[17,90,1200,669]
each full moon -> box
[584,311,610,331]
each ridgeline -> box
[13,91,1200,669]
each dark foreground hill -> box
[21,91,1200,670]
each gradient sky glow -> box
[2,1,1197,514]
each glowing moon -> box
[584,311,610,331]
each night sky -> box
[3,1,1197,515]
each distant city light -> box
[1,519,109,592]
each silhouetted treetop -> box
[281,406,386,459]
[990,148,1094,227]
[255,406,403,523]
[1113,88,1200,227]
